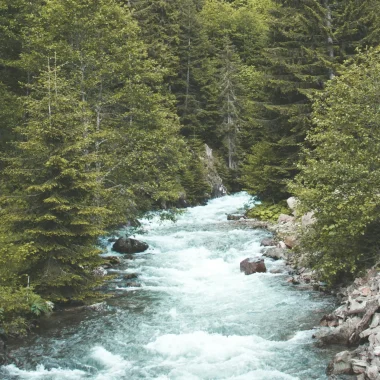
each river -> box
[1,193,338,379]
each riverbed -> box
[1,193,339,379]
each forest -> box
[1,0,380,336]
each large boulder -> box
[240,258,266,275]
[287,197,299,214]
[263,247,288,260]
[112,238,149,254]
[277,214,295,224]
[315,317,362,346]
[284,235,298,249]
[326,351,353,376]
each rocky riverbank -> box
[231,198,380,380]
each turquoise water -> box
[1,193,336,379]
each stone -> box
[227,214,245,221]
[301,211,316,228]
[360,326,380,339]
[300,272,314,283]
[366,365,379,380]
[320,314,339,328]
[260,238,276,247]
[277,214,295,224]
[369,334,380,349]
[277,241,287,249]
[103,256,121,265]
[327,350,353,375]
[317,317,361,345]
[351,359,368,374]
[112,237,149,254]
[270,268,283,274]
[370,357,380,368]
[263,247,287,260]
[374,346,380,356]
[370,314,380,329]
[122,273,138,280]
[359,286,372,297]
[287,197,299,213]
[240,258,266,275]
[284,235,298,249]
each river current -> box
[1,193,338,379]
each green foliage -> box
[180,139,212,204]
[246,200,289,222]
[0,286,52,336]
[240,141,295,202]
[290,47,380,283]
[0,0,187,305]
[2,0,380,333]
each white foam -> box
[3,364,86,379]
[144,331,297,380]
[146,331,280,361]
[1,192,333,380]
[91,346,132,380]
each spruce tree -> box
[240,0,337,201]
[1,60,110,301]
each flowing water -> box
[1,193,338,380]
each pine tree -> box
[1,60,111,301]
[0,0,187,302]
[240,0,337,201]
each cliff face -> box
[203,144,227,199]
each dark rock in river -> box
[122,273,138,280]
[102,256,121,268]
[227,214,246,221]
[260,238,276,247]
[240,258,266,275]
[112,237,149,254]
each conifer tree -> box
[1,60,111,301]
[0,0,187,302]
[240,0,337,201]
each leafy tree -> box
[290,47,380,283]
